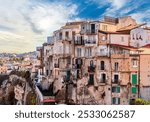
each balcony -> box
[55,51,71,56]
[110,54,129,59]
[98,79,108,85]
[99,67,107,72]
[54,64,59,68]
[129,51,139,56]
[74,40,85,45]
[96,52,109,57]
[80,30,97,35]
[100,79,108,83]
[112,79,120,84]
[64,37,71,41]
[84,40,97,46]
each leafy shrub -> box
[134,98,150,105]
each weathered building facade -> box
[35,16,150,105]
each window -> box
[82,25,85,30]
[100,61,105,70]
[102,25,107,31]
[132,87,137,94]
[75,58,82,69]
[112,86,120,93]
[100,49,105,55]
[136,34,138,40]
[114,62,119,71]
[101,73,106,82]
[67,57,71,65]
[88,60,95,72]
[86,48,92,57]
[132,34,135,40]
[66,70,71,82]
[121,36,124,42]
[114,74,119,83]
[102,35,106,41]
[91,24,96,33]
[139,35,142,40]
[72,31,75,40]
[90,60,94,66]
[77,48,82,57]
[59,32,62,40]
[112,97,120,104]
[132,74,137,85]
[46,70,49,76]
[132,60,138,67]
[88,74,94,85]
[65,31,69,39]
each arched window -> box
[100,61,105,70]
[90,60,94,66]
[101,73,106,82]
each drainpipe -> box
[138,54,140,98]
[108,34,113,105]
[110,47,113,105]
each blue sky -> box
[0,0,150,53]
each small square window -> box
[102,36,106,41]
[132,60,138,67]
[112,86,120,93]
[112,97,120,104]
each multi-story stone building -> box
[139,44,150,101]
[35,16,150,105]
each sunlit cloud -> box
[0,0,150,53]
[0,0,78,53]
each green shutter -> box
[112,87,120,93]
[112,87,115,92]
[132,87,137,94]
[117,87,120,93]
[132,74,137,85]
[112,98,115,104]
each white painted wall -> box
[110,34,129,46]
[130,28,150,47]
[53,41,63,55]
[53,41,71,55]
[96,45,109,56]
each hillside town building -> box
[33,16,150,104]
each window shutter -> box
[112,98,115,104]
[117,86,120,93]
[112,87,115,92]
[132,74,137,85]
[132,87,137,94]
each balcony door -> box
[91,24,96,33]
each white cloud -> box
[0,0,78,53]
[110,0,127,9]
[23,2,77,34]
[102,0,130,16]
[130,10,150,24]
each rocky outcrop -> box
[0,71,36,105]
